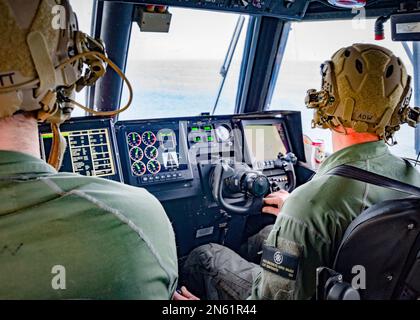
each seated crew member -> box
[178,43,420,300]
[0,0,177,299]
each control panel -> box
[188,119,235,165]
[38,112,307,256]
[39,117,123,182]
[39,114,300,193]
[242,119,293,191]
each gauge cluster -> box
[116,121,194,187]
[126,130,161,177]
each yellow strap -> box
[47,123,67,170]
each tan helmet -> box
[0,0,132,169]
[0,0,109,122]
[305,43,420,143]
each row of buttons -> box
[140,172,183,184]
[270,176,288,183]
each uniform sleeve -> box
[250,195,335,300]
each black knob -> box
[247,174,270,197]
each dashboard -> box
[39,111,307,256]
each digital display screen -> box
[244,124,288,162]
[41,128,116,178]
[126,128,188,177]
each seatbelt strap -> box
[326,165,420,197]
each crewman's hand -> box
[173,286,200,300]
[262,190,290,216]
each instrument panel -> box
[38,112,306,256]
[39,112,302,194]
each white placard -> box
[396,22,420,34]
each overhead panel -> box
[100,0,310,20]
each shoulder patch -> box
[260,244,300,280]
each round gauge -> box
[131,161,146,176]
[215,124,231,142]
[147,159,161,175]
[142,131,157,146]
[127,132,142,147]
[145,145,158,160]
[129,147,144,161]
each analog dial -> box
[127,132,141,147]
[215,124,231,142]
[142,131,157,146]
[131,161,146,176]
[129,147,144,161]
[145,145,158,160]
[147,160,161,175]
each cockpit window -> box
[70,0,93,118]
[119,8,249,120]
[268,19,417,159]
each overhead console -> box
[115,0,310,20]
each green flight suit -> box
[0,151,178,300]
[182,141,420,300]
[251,140,420,300]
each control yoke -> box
[211,152,297,215]
[211,160,270,215]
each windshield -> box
[269,19,417,159]
[119,8,249,120]
[71,0,93,117]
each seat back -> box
[333,197,420,300]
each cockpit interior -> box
[3,0,420,302]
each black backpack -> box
[317,164,420,300]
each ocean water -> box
[119,60,241,119]
[76,59,418,159]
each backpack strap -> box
[326,165,420,197]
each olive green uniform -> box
[183,141,420,300]
[0,151,178,299]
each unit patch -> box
[260,245,300,280]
